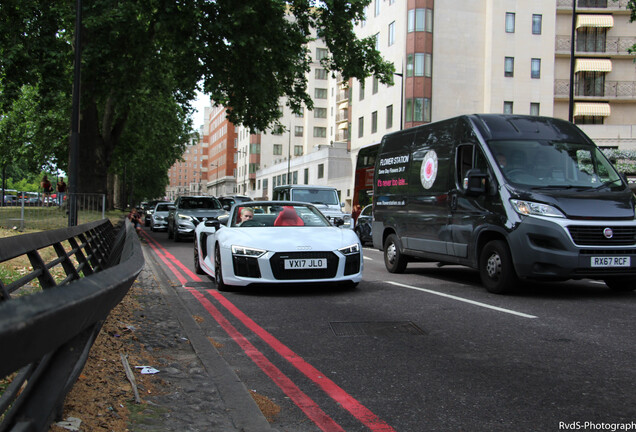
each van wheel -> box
[384,234,408,273]
[603,277,635,292]
[479,240,518,294]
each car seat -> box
[273,206,304,226]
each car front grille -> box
[568,226,636,246]
[270,252,338,280]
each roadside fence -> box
[0,218,144,432]
[0,193,106,231]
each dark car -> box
[167,195,227,241]
[354,204,373,245]
[218,195,251,210]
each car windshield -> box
[487,139,623,189]
[230,204,331,228]
[155,204,171,212]
[290,189,339,205]
[180,197,221,209]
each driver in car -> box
[239,207,254,225]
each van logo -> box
[603,227,613,239]
[420,150,438,190]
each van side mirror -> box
[464,169,488,196]
[333,217,345,227]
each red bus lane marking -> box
[208,290,396,432]
[139,230,202,283]
[186,288,345,432]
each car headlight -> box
[339,243,360,255]
[510,199,565,218]
[178,214,194,221]
[232,245,266,258]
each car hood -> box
[222,227,359,251]
[178,209,227,218]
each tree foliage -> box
[0,0,393,205]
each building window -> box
[505,57,514,77]
[531,58,541,79]
[315,68,328,80]
[359,80,365,100]
[530,103,540,116]
[408,8,427,33]
[575,116,604,125]
[315,88,328,99]
[576,71,606,96]
[314,127,327,138]
[294,145,303,156]
[295,126,303,137]
[406,98,431,122]
[532,14,542,35]
[386,105,393,129]
[374,33,380,50]
[373,76,379,94]
[505,12,515,33]
[406,54,414,77]
[504,101,513,114]
[413,54,431,77]
[372,111,378,133]
[426,9,433,32]
[316,48,328,61]
[293,171,298,184]
[314,107,327,118]
[577,28,607,53]
[304,168,309,184]
[375,0,380,17]
[358,116,364,138]
[388,21,395,46]
[425,53,432,77]
[318,163,324,179]
[273,144,283,155]
[405,99,413,122]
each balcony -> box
[554,79,636,99]
[336,110,349,124]
[335,129,349,142]
[336,89,349,103]
[557,0,630,9]
[555,36,636,55]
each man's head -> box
[497,153,507,168]
[240,207,254,222]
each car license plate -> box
[590,256,631,267]
[284,258,327,270]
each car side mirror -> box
[464,169,488,196]
[204,219,221,230]
[333,217,345,227]
[223,204,231,211]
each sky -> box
[191,91,210,130]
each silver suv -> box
[272,185,352,228]
[167,196,227,241]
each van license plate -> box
[591,257,630,267]
[284,258,327,270]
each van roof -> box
[469,114,588,143]
[273,185,337,190]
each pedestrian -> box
[56,177,67,206]
[129,207,143,230]
[40,175,52,206]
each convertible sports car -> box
[193,201,363,290]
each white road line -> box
[386,281,538,319]
[363,256,374,261]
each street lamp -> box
[210,162,219,196]
[394,72,404,130]
[568,0,577,122]
[236,148,248,194]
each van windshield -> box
[291,189,339,205]
[487,140,623,189]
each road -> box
[141,227,636,432]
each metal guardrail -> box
[0,219,144,432]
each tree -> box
[0,0,394,205]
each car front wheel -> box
[214,246,229,291]
[194,239,205,275]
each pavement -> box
[129,245,278,431]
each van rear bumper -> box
[508,217,636,281]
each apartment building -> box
[166,126,207,201]
[554,0,636,149]
[168,0,636,203]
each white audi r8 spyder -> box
[193,201,363,290]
